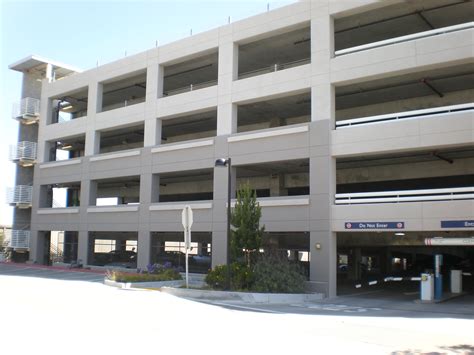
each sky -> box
[0,0,297,226]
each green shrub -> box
[205,262,253,290]
[251,252,306,293]
[107,268,182,283]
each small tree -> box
[231,183,265,266]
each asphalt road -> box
[1,263,473,355]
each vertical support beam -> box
[28,230,42,264]
[137,230,151,269]
[46,64,54,83]
[144,59,160,147]
[308,7,336,297]
[157,65,164,99]
[85,131,100,156]
[217,103,237,136]
[85,180,98,206]
[77,230,89,265]
[211,138,235,267]
[150,174,160,203]
[217,40,238,136]
[144,118,161,147]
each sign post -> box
[181,205,193,288]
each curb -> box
[160,287,324,304]
[104,278,185,289]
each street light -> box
[215,157,231,290]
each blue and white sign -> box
[441,220,474,228]
[345,222,405,230]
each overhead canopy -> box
[9,55,82,79]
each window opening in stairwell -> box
[49,87,88,124]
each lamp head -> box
[215,158,229,167]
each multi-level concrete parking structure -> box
[7,0,473,296]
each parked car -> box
[104,249,137,268]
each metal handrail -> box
[12,97,40,119]
[238,57,311,79]
[10,230,30,249]
[9,141,37,161]
[335,22,474,56]
[163,79,218,97]
[335,187,474,204]
[101,97,146,112]
[336,103,474,128]
[6,185,33,204]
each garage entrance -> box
[337,232,474,299]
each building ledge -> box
[228,124,308,143]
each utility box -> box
[450,270,462,293]
[420,273,434,301]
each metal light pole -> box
[215,158,231,290]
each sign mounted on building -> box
[441,220,474,228]
[345,222,405,230]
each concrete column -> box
[85,130,100,156]
[144,59,160,147]
[269,174,287,197]
[157,65,164,98]
[146,61,159,101]
[217,103,237,136]
[308,0,335,300]
[150,174,160,203]
[84,180,98,206]
[87,82,103,115]
[46,64,53,83]
[137,230,151,269]
[211,137,233,267]
[217,40,238,136]
[139,172,153,205]
[77,230,89,265]
[144,118,161,147]
[28,230,42,264]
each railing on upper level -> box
[335,22,474,56]
[9,230,30,249]
[336,103,474,129]
[238,58,311,80]
[101,97,146,113]
[163,79,218,97]
[12,97,40,124]
[9,141,37,166]
[6,185,33,207]
[335,187,474,205]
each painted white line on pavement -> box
[205,301,284,314]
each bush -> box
[107,265,182,283]
[251,253,306,293]
[205,262,253,290]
